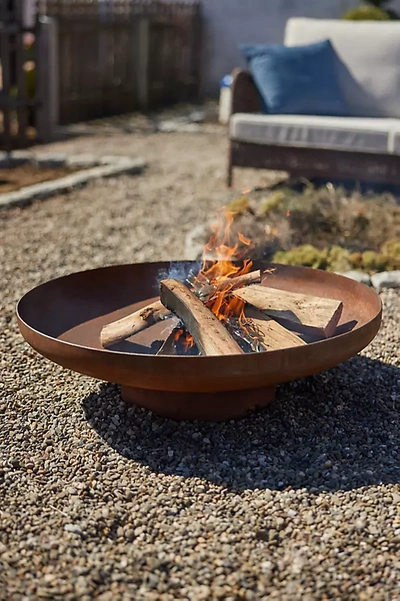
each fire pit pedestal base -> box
[121,385,276,421]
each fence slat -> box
[1,30,12,152]
[16,31,28,144]
[36,17,59,141]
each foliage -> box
[273,245,329,270]
[226,196,252,217]
[272,244,394,274]
[381,239,400,269]
[260,190,292,215]
[271,238,400,273]
[360,250,389,271]
[342,0,399,20]
[326,245,354,272]
[225,183,400,273]
[343,6,390,19]
[255,184,400,254]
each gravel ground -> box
[1,128,400,600]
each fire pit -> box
[16,258,381,421]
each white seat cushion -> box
[284,19,400,119]
[230,113,400,155]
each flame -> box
[170,206,271,354]
[191,207,255,337]
[238,232,251,246]
[174,328,194,352]
[197,208,253,280]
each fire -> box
[190,207,257,345]
[174,327,194,353]
[161,205,266,354]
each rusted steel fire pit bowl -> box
[16,261,382,421]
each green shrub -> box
[273,245,329,270]
[382,239,400,257]
[327,246,353,272]
[343,0,399,20]
[381,239,400,269]
[361,250,389,272]
[272,244,396,273]
[226,196,252,217]
[349,252,363,269]
[343,6,390,19]
[260,190,290,215]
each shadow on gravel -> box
[83,355,399,492]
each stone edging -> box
[336,270,400,292]
[0,151,146,210]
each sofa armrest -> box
[231,68,262,115]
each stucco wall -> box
[200,0,400,95]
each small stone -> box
[124,528,135,542]
[336,271,371,286]
[64,524,83,536]
[255,529,269,541]
[371,271,400,292]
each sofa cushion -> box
[284,18,400,119]
[240,41,349,117]
[230,113,400,154]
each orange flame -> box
[194,207,254,329]
[177,206,261,353]
[174,328,194,353]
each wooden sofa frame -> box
[227,69,400,187]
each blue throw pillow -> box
[240,40,349,116]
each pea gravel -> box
[1,129,400,600]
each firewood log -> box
[156,328,180,356]
[244,307,306,351]
[233,285,343,338]
[160,279,243,356]
[100,300,170,348]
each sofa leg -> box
[227,151,233,187]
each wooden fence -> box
[0,1,57,151]
[0,0,38,151]
[42,0,202,125]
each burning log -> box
[160,279,243,356]
[198,269,262,298]
[156,328,180,356]
[244,307,306,351]
[100,269,261,348]
[233,285,343,338]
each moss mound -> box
[343,6,390,19]
[272,241,399,274]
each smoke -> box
[156,261,202,291]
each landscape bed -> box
[216,184,400,274]
[0,152,145,209]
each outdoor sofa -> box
[228,18,400,187]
